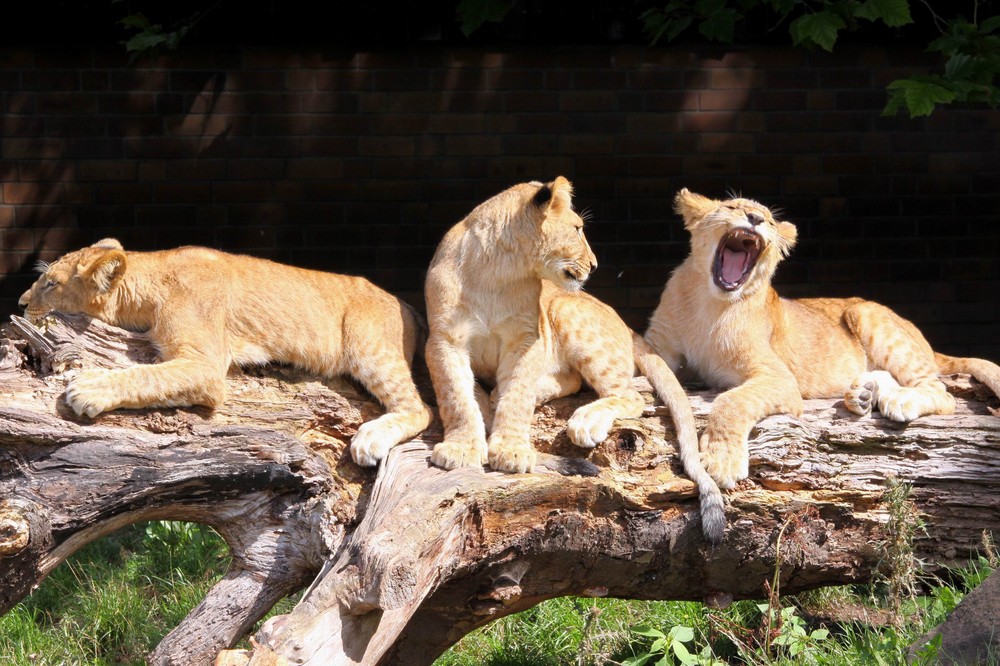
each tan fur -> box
[19,240,433,467]
[426,179,724,542]
[646,189,1000,489]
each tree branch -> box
[0,313,997,666]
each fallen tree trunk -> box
[0,312,997,665]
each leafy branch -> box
[639,0,998,117]
[115,0,225,61]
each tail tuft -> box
[633,332,729,544]
[699,488,726,546]
[539,453,601,477]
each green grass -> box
[438,558,1000,666]
[0,522,995,665]
[0,521,230,665]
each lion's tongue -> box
[721,247,748,284]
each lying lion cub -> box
[19,239,433,467]
[646,189,1000,489]
[426,178,724,543]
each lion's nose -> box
[17,292,28,309]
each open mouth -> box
[713,228,763,291]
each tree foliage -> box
[116,0,999,117]
[637,0,998,117]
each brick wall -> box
[1,44,998,359]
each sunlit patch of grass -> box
[3,520,999,666]
[0,521,229,666]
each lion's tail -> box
[633,332,725,545]
[935,352,1000,402]
[400,299,429,360]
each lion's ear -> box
[83,248,127,293]
[674,189,717,230]
[776,221,798,256]
[534,176,574,214]
[92,238,123,251]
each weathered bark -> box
[0,312,998,666]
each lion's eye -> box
[43,279,56,289]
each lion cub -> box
[646,189,1000,489]
[426,178,724,542]
[19,239,433,467]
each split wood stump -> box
[0,312,998,665]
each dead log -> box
[0,312,998,666]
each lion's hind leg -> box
[844,302,956,422]
[553,304,644,449]
[346,318,434,468]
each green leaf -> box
[672,640,698,665]
[622,655,653,666]
[124,30,169,54]
[670,626,694,643]
[457,0,511,37]
[884,78,957,117]
[811,628,831,640]
[632,625,667,639]
[854,0,912,27]
[766,0,796,14]
[944,53,976,80]
[666,15,694,42]
[119,13,151,29]
[669,625,696,643]
[790,10,846,51]
[981,16,1000,34]
[698,7,741,42]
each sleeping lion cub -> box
[426,178,724,543]
[646,189,1000,489]
[19,239,433,467]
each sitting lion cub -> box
[426,178,725,543]
[19,239,433,467]
[646,189,1000,489]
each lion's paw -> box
[844,380,875,416]
[566,402,616,449]
[350,420,400,467]
[488,436,537,474]
[431,438,487,471]
[65,369,118,418]
[699,430,748,490]
[877,389,924,423]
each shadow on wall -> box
[1,47,755,325]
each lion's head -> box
[674,189,797,301]
[528,176,598,291]
[19,239,127,323]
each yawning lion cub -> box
[646,189,1000,489]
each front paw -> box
[431,438,487,470]
[65,369,117,418]
[877,390,922,423]
[350,421,397,467]
[566,403,616,449]
[844,379,875,416]
[699,429,748,490]
[488,435,537,474]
